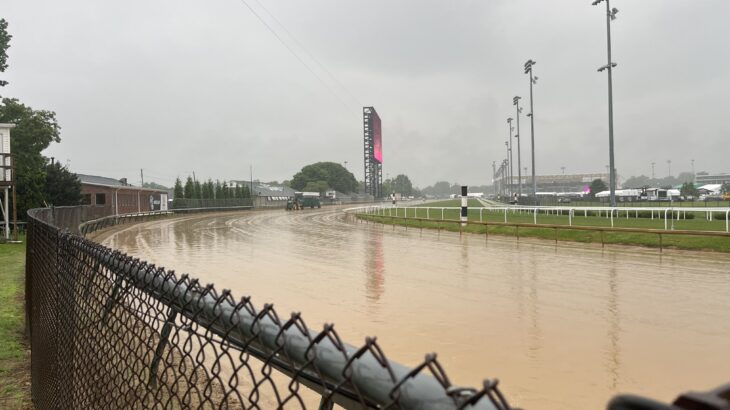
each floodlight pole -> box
[594,0,618,207]
[513,97,523,198]
[525,60,537,198]
[507,118,514,196]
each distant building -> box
[695,172,730,185]
[78,174,168,216]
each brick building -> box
[78,174,168,216]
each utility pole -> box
[651,162,655,179]
[513,96,523,198]
[667,159,672,177]
[525,59,538,198]
[140,168,144,186]
[593,0,619,207]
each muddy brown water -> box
[96,208,730,410]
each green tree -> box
[422,181,451,197]
[193,180,202,199]
[589,178,608,197]
[0,98,61,219]
[173,177,184,207]
[291,162,357,193]
[142,181,168,191]
[0,19,11,87]
[392,174,413,196]
[183,176,194,199]
[221,181,229,198]
[680,182,699,198]
[202,179,214,199]
[44,162,81,206]
[303,180,329,195]
[214,180,223,199]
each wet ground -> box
[98,208,730,410]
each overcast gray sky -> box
[2,0,729,188]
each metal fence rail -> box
[26,206,512,410]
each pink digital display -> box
[373,112,382,163]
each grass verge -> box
[357,214,730,253]
[0,236,32,409]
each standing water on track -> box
[98,208,730,410]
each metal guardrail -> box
[25,205,513,409]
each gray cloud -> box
[3,0,729,188]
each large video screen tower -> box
[363,107,383,198]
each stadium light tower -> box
[513,96,523,198]
[524,59,538,198]
[592,0,619,207]
[507,117,515,196]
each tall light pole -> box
[525,59,538,197]
[513,96,523,198]
[561,166,566,175]
[505,141,511,195]
[651,162,655,179]
[691,159,695,181]
[507,118,515,196]
[667,159,671,177]
[593,0,619,207]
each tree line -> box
[172,176,250,200]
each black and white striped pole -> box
[461,186,468,226]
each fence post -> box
[101,275,126,324]
[148,308,178,388]
[460,186,468,227]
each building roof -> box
[78,173,167,192]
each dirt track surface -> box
[99,208,730,410]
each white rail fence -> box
[345,205,730,233]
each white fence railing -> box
[345,205,730,232]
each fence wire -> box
[26,206,515,409]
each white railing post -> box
[664,209,669,230]
[569,209,573,226]
[610,208,614,227]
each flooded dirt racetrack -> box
[98,207,730,410]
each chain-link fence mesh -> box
[26,206,515,409]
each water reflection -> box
[606,265,621,391]
[364,228,385,304]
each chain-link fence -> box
[26,206,515,409]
